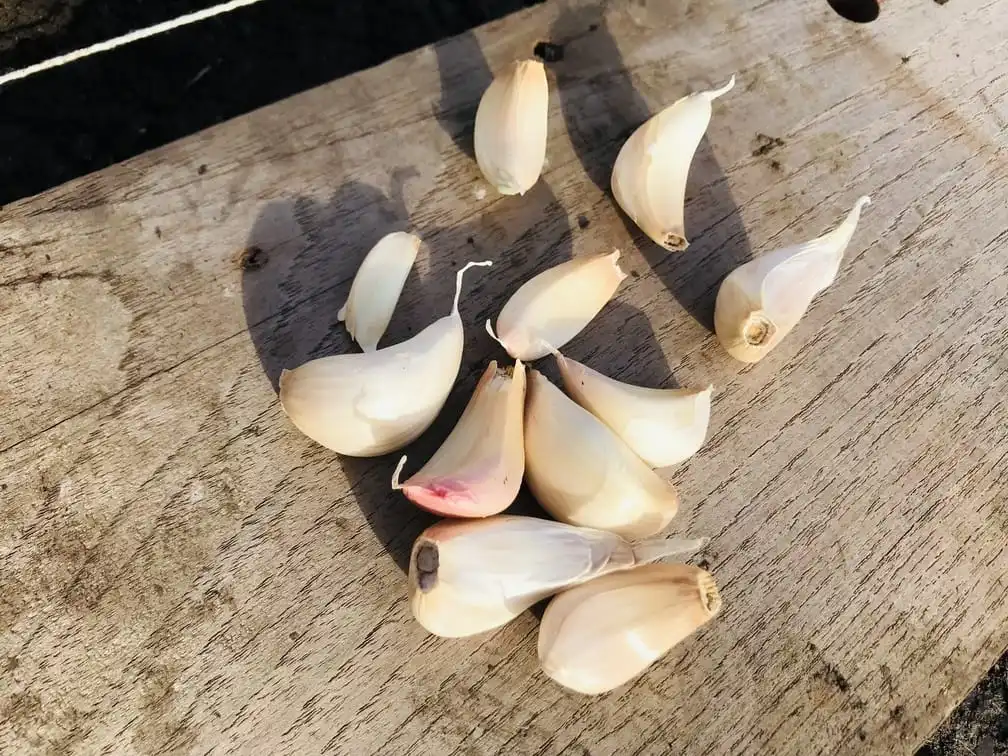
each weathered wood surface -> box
[2,0,1007,753]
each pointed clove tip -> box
[536,338,563,362]
[708,74,736,101]
[391,455,408,490]
[452,259,494,315]
[607,248,629,280]
[278,368,293,394]
[844,195,872,228]
[485,319,506,350]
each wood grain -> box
[2,0,1007,753]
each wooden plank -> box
[1,0,1007,753]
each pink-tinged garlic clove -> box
[392,359,526,518]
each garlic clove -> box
[474,59,550,196]
[338,230,420,352]
[538,563,722,695]
[523,369,681,539]
[391,359,526,517]
[487,250,627,361]
[278,260,492,457]
[408,514,709,638]
[714,195,871,363]
[553,348,713,468]
[611,75,735,252]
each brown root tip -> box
[742,313,776,347]
[663,233,688,252]
[698,573,722,617]
[415,543,439,593]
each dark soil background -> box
[0,1,1004,753]
[0,0,548,204]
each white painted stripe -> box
[0,0,270,87]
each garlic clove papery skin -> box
[537,563,722,695]
[554,349,713,468]
[714,195,871,363]
[488,251,627,361]
[523,369,681,539]
[278,321,458,457]
[337,230,420,352]
[611,75,735,252]
[408,514,709,638]
[391,359,526,518]
[474,59,550,196]
[278,260,492,457]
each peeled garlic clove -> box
[474,59,549,196]
[487,251,626,361]
[278,260,492,457]
[337,230,420,351]
[714,195,871,363]
[409,514,709,638]
[538,563,722,695]
[553,349,712,468]
[523,369,681,539]
[611,75,735,252]
[391,359,526,517]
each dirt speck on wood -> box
[533,40,564,61]
[752,132,785,157]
